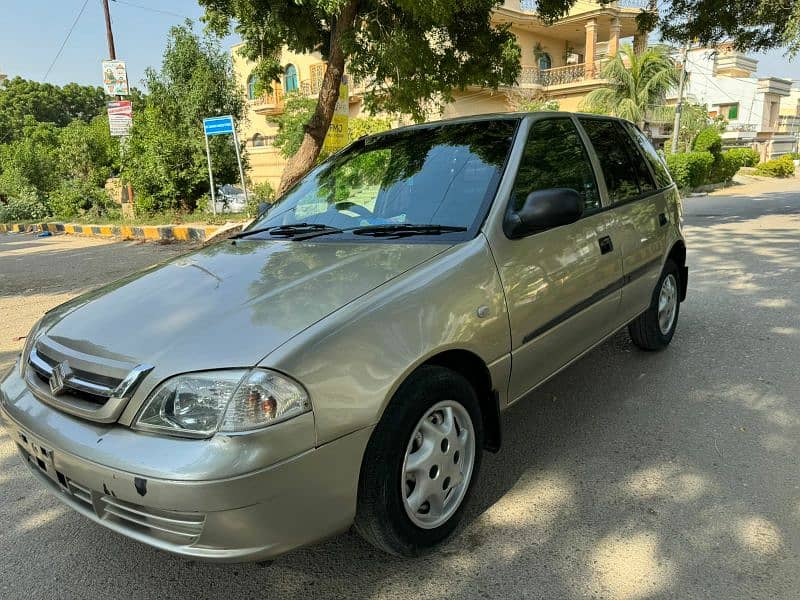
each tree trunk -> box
[276,0,358,196]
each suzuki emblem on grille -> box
[49,361,72,395]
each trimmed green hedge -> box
[693,127,723,155]
[725,147,760,168]
[754,154,796,177]
[665,151,715,189]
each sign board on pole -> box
[323,76,349,153]
[102,60,129,96]
[107,100,133,137]
[202,115,248,216]
[203,115,235,136]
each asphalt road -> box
[1,177,799,599]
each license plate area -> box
[16,430,68,489]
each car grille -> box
[24,336,153,423]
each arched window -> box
[537,52,552,71]
[284,64,299,93]
[252,133,265,147]
[247,74,258,100]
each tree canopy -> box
[534,0,796,53]
[200,0,521,194]
[122,21,245,213]
[0,77,107,143]
[583,44,680,127]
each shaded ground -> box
[1,178,799,599]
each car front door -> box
[487,116,623,403]
[577,117,671,324]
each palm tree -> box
[583,44,680,128]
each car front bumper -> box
[0,367,372,562]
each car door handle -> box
[598,236,614,254]
[658,212,668,227]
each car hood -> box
[42,240,448,374]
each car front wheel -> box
[354,365,483,556]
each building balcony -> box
[249,78,324,115]
[500,0,652,16]
[757,77,792,97]
[515,62,606,89]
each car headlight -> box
[133,369,311,438]
[19,318,44,378]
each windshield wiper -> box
[231,223,341,240]
[351,224,468,238]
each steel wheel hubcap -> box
[658,273,678,335]
[401,401,476,529]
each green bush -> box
[665,151,715,189]
[49,181,117,220]
[248,181,275,217]
[0,187,50,222]
[708,150,744,183]
[724,147,760,168]
[786,151,800,161]
[754,155,796,177]
[693,127,723,155]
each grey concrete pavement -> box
[1,178,799,599]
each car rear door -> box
[487,115,623,402]
[576,117,671,324]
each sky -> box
[1,0,799,88]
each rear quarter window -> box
[623,122,673,189]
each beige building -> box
[233,0,649,188]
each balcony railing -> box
[614,0,653,8]
[518,63,602,87]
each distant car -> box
[1,113,687,562]
[214,184,246,213]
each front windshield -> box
[249,119,519,237]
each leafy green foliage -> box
[123,22,245,214]
[59,116,119,188]
[203,1,521,122]
[532,0,794,53]
[0,77,107,143]
[725,147,760,168]
[347,116,392,140]
[0,119,62,200]
[269,94,318,159]
[665,151,715,189]
[754,155,796,177]
[248,180,275,216]
[671,103,712,153]
[49,180,118,220]
[583,44,679,125]
[708,152,740,183]
[516,98,560,112]
[693,127,723,154]
[0,187,50,222]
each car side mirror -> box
[505,188,583,238]
[257,202,269,217]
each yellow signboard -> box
[323,79,349,152]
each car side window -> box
[510,118,601,215]
[579,118,647,203]
[623,122,673,189]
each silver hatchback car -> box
[1,113,687,561]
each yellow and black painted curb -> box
[0,222,223,242]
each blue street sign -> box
[203,115,234,136]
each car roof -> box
[370,111,632,138]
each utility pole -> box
[101,0,135,206]
[102,0,117,61]
[671,41,691,154]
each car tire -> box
[628,259,681,351]
[354,365,484,557]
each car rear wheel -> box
[628,259,681,351]
[354,365,483,556]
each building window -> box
[718,103,739,120]
[247,74,258,100]
[252,133,266,147]
[284,64,299,93]
[537,52,552,71]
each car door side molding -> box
[521,256,662,345]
